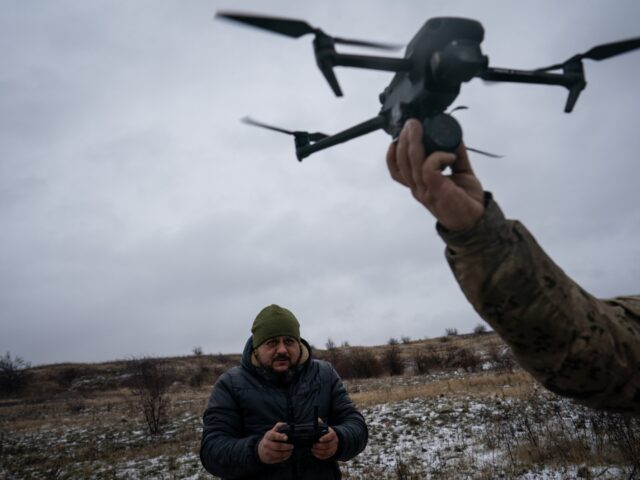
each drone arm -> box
[330,53,413,72]
[478,67,576,87]
[296,115,387,161]
[478,67,586,112]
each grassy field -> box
[1,333,639,479]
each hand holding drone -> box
[216,12,640,161]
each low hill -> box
[2,332,638,479]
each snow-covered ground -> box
[1,374,637,479]
[343,394,631,479]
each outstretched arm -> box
[387,119,640,414]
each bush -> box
[413,349,443,375]
[442,346,482,372]
[445,328,458,337]
[487,344,516,373]
[333,348,383,379]
[472,323,488,335]
[602,413,640,473]
[382,344,404,376]
[488,390,640,474]
[128,357,174,435]
[189,363,209,388]
[57,367,81,389]
[0,352,31,396]
[322,338,341,366]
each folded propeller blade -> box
[535,36,640,72]
[216,12,316,38]
[582,37,640,61]
[242,116,294,135]
[466,146,503,159]
[241,117,328,142]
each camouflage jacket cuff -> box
[436,192,512,250]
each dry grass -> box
[2,332,639,479]
[320,331,503,364]
[350,371,534,407]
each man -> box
[386,118,640,414]
[200,304,368,479]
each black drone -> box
[216,12,640,161]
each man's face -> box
[254,336,301,372]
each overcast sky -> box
[2,1,639,365]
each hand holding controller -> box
[277,419,329,449]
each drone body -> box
[216,11,640,161]
[377,17,487,155]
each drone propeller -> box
[446,106,502,158]
[535,36,640,72]
[216,12,400,50]
[217,11,401,96]
[448,105,469,114]
[466,146,503,159]
[241,117,328,142]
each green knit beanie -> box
[251,304,300,348]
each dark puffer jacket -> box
[200,338,368,479]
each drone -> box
[216,12,640,161]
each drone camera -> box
[431,40,489,85]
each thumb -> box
[422,151,457,187]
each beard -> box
[255,353,300,385]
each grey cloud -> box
[1,0,639,364]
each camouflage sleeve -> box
[437,192,640,414]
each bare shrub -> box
[128,357,173,435]
[395,453,423,479]
[401,336,412,344]
[333,348,383,379]
[473,323,488,335]
[0,352,31,396]
[192,346,203,356]
[413,349,443,375]
[382,344,404,376]
[387,337,399,346]
[323,338,340,366]
[601,413,640,475]
[442,346,482,372]
[214,353,233,365]
[189,361,226,388]
[483,389,640,476]
[189,363,209,388]
[487,343,516,373]
[445,327,458,337]
[57,367,82,389]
